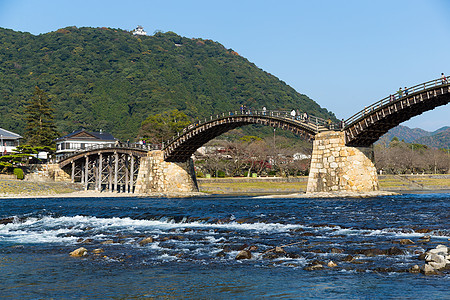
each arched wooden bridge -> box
[343,78,449,146]
[163,111,335,162]
[57,145,151,192]
[55,76,449,191]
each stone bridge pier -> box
[134,150,199,194]
[306,131,379,193]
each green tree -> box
[24,86,59,146]
[139,109,191,144]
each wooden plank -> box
[84,155,89,190]
[114,152,118,192]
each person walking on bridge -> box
[397,87,403,99]
[290,109,296,120]
[442,73,448,84]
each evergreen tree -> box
[24,87,59,146]
[139,109,191,144]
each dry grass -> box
[0,179,82,197]
[199,181,307,194]
[408,177,450,187]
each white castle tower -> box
[133,25,147,36]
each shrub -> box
[14,168,24,180]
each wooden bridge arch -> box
[163,111,333,162]
[344,78,450,147]
[57,146,149,192]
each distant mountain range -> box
[377,125,450,148]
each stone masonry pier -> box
[306,131,379,193]
[134,150,199,193]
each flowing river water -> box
[0,193,449,299]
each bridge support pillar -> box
[306,131,379,193]
[134,150,199,194]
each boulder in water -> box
[249,245,258,251]
[70,247,88,257]
[342,255,355,262]
[425,253,445,264]
[428,245,448,256]
[330,248,344,254]
[429,261,447,270]
[235,250,252,260]
[327,261,338,267]
[216,251,226,258]
[274,246,286,254]
[304,264,324,271]
[386,246,404,256]
[394,239,415,245]
[138,237,154,246]
[422,264,440,275]
[359,248,385,257]
[101,240,114,245]
[408,265,420,273]
[0,217,15,225]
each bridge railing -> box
[163,109,341,148]
[53,143,159,163]
[343,77,449,129]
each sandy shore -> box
[2,189,398,199]
[0,190,208,199]
[255,190,400,199]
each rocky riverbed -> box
[1,193,448,298]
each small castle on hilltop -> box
[133,25,147,36]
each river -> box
[0,193,449,299]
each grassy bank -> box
[198,175,450,194]
[1,175,448,197]
[0,179,83,197]
[198,178,308,195]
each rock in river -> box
[138,237,154,246]
[304,264,324,271]
[421,244,450,275]
[393,239,415,245]
[235,250,252,260]
[327,261,338,268]
[70,247,88,257]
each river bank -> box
[198,174,450,195]
[0,174,448,197]
[0,179,205,198]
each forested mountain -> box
[0,27,335,140]
[414,127,450,148]
[377,125,450,148]
[377,125,430,145]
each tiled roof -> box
[0,128,22,139]
[54,129,116,141]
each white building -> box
[133,25,148,36]
[0,128,22,155]
[54,129,117,156]
[293,153,311,160]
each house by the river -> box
[0,128,22,155]
[54,129,117,157]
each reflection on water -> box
[0,193,449,298]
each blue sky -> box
[1,0,449,131]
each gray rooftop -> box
[0,128,22,140]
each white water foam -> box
[0,215,307,244]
